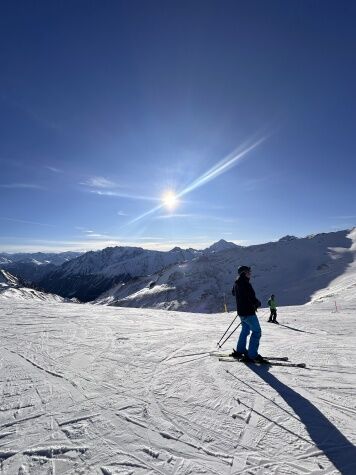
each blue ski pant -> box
[236,314,261,359]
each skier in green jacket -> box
[267,294,279,324]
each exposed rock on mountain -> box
[0,269,67,302]
[38,246,199,301]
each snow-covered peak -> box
[54,245,197,278]
[205,239,240,253]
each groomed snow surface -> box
[1,299,355,474]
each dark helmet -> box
[271,294,275,298]
[237,265,251,275]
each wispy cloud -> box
[91,190,159,201]
[155,214,194,220]
[0,217,55,227]
[46,166,63,173]
[77,228,113,240]
[85,233,110,238]
[155,213,238,223]
[0,183,46,190]
[134,236,165,241]
[117,210,129,216]
[81,176,117,188]
[80,176,158,202]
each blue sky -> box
[0,1,355,252]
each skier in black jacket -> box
[231,265,265,363]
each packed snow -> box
[0,294,355,474]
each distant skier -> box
[267,294,279,324]
[231,266,265,363]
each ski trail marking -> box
[234,398,316,446]
[226,369,301,421]
[57,413,101,426]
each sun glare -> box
[162,190,179,211]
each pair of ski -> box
[210,351,306,368]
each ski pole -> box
[216,313,238,347]
[218,322,241,349]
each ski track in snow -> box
[0,300,355,474]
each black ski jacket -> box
[232,273,261,316]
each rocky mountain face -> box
[37,246,200,301]
[0,269,67,302]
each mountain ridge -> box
[4,228,355,311]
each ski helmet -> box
[237,265,251,275]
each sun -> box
[162,190,179,211]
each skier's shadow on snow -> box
[278,323,315,334]
[249,365,356,474]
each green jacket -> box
[268,298,277,309]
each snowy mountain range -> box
[37,246,201,301]
[2,229,355,312]
[0,269,68,302]
[0,251,82,283]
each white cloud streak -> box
[46,166,63,173]
[81,176,117,188]
[178,136,267,198]
[154,213,238,223]
[91,190,159,201]
[0,217,55,227]
[0,183,46,190]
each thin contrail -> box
[128,134,268,225]
[178,135,267,198]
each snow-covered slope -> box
[0,293,355,473]
[38,246,200,301]
[0,269,66,302]
[96,229,356,313]
[310,227,356,305]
